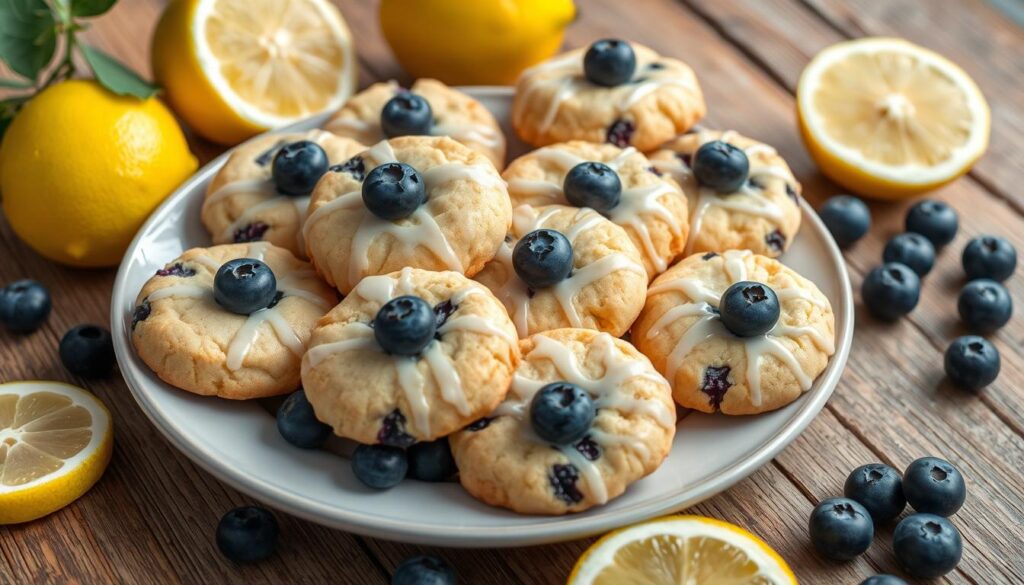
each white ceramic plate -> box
[111,87,853,547]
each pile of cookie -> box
[131,39,836,515]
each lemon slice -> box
[0,381,113,524]
[568,515,797,585]
[797,37,989,199]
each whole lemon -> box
[0,80,197,267]
[380,0,576,86]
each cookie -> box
[475,204,647,337]
[451,328,675,515]
[325,79,506,168]
[301,267,519,445]
[201,130,365,257]
[649,129,802,257]
[511,41,705,151]
[304,136,512,294]
[503,141,688,279]
[632,250,835,415]
[131,242,337,399]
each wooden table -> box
[2,0,1022,582]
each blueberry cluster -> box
[810,457,966,580]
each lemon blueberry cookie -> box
[512,39,705,151]
[325,79,506,168]
[649,129,802,257]
[632,250,835,415]
[131,242,337,399]
[201,130,365,256]
[474,204,647,337]
[503,140,688,279]
[450,328,675,515]
[303,136,512,294]
[301,268,519,446]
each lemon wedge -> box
[568,515,797,584]
[797,37,989,199]
[0,381,113,524]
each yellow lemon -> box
[0,381,113,525]
[380,0,576,86]
[152,0,357,145]
[568,515,797,584]
[0,80,197,267]
[797,37,990,200]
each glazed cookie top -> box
[474,204,647,338]
[503,141,688,279]
[325,79,506,168]
[301,268,520,445]
[511,41,705,151]
[450,328,675,515]
[632,250,835,415]
[131,243,337,399]
[202,130,365,256]
[303,136,512,293]
[649,129,802,257]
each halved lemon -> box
[152,0,357,145]
[797,37,990,199]
[568,515,797,584]
[0,381,113,524]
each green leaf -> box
[71,0,117,17]
[80,44,158,99]
[0,0,57,81]
[0,78,34,89]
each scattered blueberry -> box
[692,140,749,193]
[214,258,278,315]
[902,457,966,517]
[861,263,920,321]
[719,281,780,337]
[701,365,732,410]
[859,576,907,585]
[155,262,196,278]
[944,335,1000,391]
[958,279,1012,332]
[563,162,622,213]
[391,555,457,585]
[893,513,962,579]
[59,325,115,378]
[407,438,458,482]
[331,155,366,182]
[962,235,1016,282]
[352,444,408,489]
[883,233,935,277]
[818,195,871,248]
[0,279,51,333]
[276,389,331,449]
[530,382,595,445]
[216,506,279,564]
[843,463,906,524]
[272,140,329,196]
[374,295,437,356]
[549,463,584,504]
[131,301,151,330]
[362,162,426,220]
[808,497,874,561]
[905,200,958,247]
[764,229,787,253]
[233,222,270,243]
[573,436,601,461]
[381,93,433,137]
[513,229,574,289]
[583,39,636,86]
[605,119,635,147]
[378,409,416,447]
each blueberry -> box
[216,506,278,564]
[958,279,1012,332]
[563,162,622,213]
[0,279,52,333]
[905,200,958,247]
[718,281,780,337]
[893,513,962,579]
[214,258,278,315]
[407,438,457,483]
[861,263,920,321]
[373,295,436,356]
[271,140,329,196]
[859,576,907,585]
[883,233,935,277]
[902,457,966,517]
[843,463,906,524]
[391,555,457,585]
[692,140,749,193]
[352,444,408,489]
[962,235,1016,282]
[605,119,635,148]
[59,325,115,378]
[381,93,433,137]
[819,195,871,248]
[513,229,573,289]
[362,162,426,220]
[276,389,332,449]
[808,497,874,561]
[944,335,1000,391]
[529,382,595,445]
[583,39,636,87]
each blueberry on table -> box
[859,576,907,585]
[530,382,595,445]
[893,513,962,579]
[214,258,278,315]
[513,229,574,289]
[883,232,935,277]
[216,506,279,564]
[861,263,920,321]
[352,444,408,489]
[276,389,332,449]
[957,279,1012,333]
[0,279,52,333]
[407,438,458,483]
[808,497,874,561]
[362,162,427,220]
[962,235,1016,282]
[272,140,329,196]
[563,162,622,213]
[583,39,636,87]
[373,295,437,356]
[718,281,780,337]
[905,199,958,247]
[59,325,115,378]
[391,555,457,585]
[944,335,1000,391]
[381,93,433,138]
[902,457,966,517]
[692,140,749,193]
[843,463,906,524]
[819,195,871,248]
